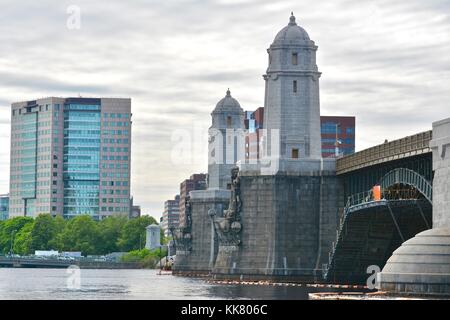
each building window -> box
[321,123,342,134]
[227,116,232,128]
[292,149,299,159]
[293,80,297,93]
[292,53,298,65]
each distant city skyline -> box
[0,0,449,220]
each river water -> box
[0,268,358,300]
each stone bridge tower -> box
[211,14,340,281]
[208,89,245,190]
[263,13,322,165]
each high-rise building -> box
[0,194,9,221]
[179,174,207,227]
[245,107,264,162]
[161,195,180,237]
[320,116,355,158]
[9,97,131,220]
[129,197,141,219]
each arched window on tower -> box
[293,80,297,93]
[227,116,232,128]
[292,53,298,65]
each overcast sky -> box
[0,0,449,220]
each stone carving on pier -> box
[212,166,243,246]
[173,195,193,253]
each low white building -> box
[35,250,59,257]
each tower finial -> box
[289,12,296,25]
[226,88,231,97]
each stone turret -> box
[263,13,322,164]
[208,89,245,189]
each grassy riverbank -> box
[120,248,168,268]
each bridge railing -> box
[346,189,422,210]
[346,190,373,208]
[379,167,432,203]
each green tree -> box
[117,216,158,252]
[161,230,171,245]
[47,216,67,250]
[29,214,60,251]
[98,215,127,254]
[0,217,34,254]
[13,223,33,255]
[58,215,100,256]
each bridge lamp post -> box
[208,208,216,270]
[335,123,342,158]
[159,245,163,271]
[169,226,176,254]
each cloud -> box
[0,0,449,219]
[0,71,115,94]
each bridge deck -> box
[336,130,432,175]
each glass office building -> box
[63,102,101,217]
[9,97,131,220]
[0,194,9,220]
